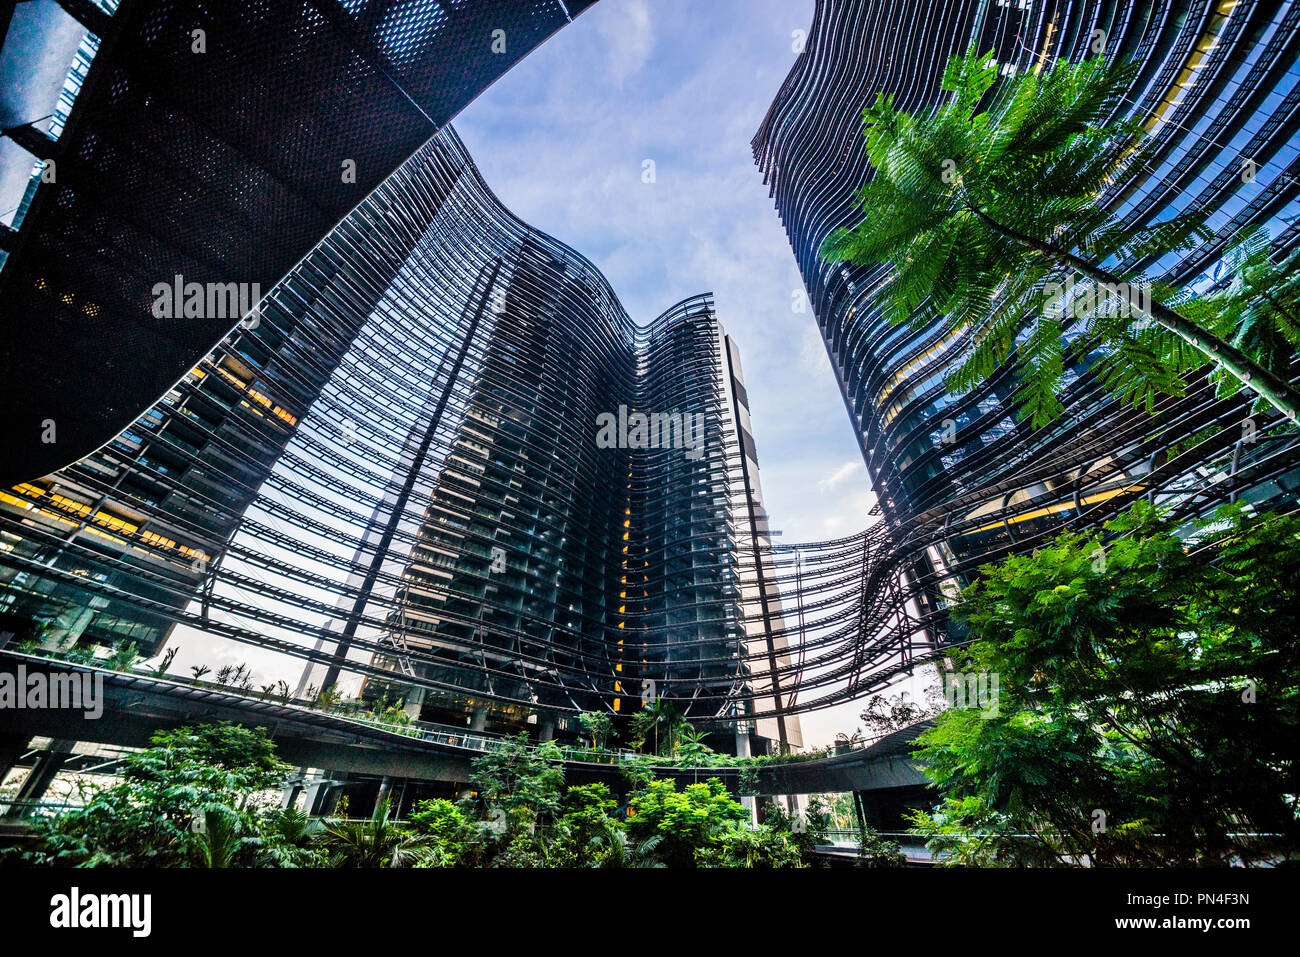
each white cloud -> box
[818,460,863,491]
[596,0,655,87]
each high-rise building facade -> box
[753,0,1300,680]
[1,125,800,753]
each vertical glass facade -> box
[1,125,800,751]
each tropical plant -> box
[257,805,327,868]
[464,733,565,838]
[1192,225,1300,399]
[549,783,628,867]
[910,502,1300,866]
[856,822,908,868]
[150,646,179,678]
[821,46,1300,426]
[319,797,431,868]
[629,696,690,756]
[674,725,717,768]
[314,686,345,713]
[696,822,803,868]
[18,723,292,867]
[577,710,615,750]
[625,777,749,868]
[191,803,248,868]
[106,641,142,673]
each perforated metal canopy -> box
[0,0,596,485]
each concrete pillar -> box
[735,728,756,826]
[402,686,426,720]
[0,734,29,785]
[280,768,307,809]
[3,738,74,818]
[303,773,337,816]
[537,716,555,743]
[469,707,488,732]
[390,779,408,818]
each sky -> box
[457,0,881,560]
[451,0,891,746]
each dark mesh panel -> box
[0,0,585,484]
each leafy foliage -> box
[8,722,824,869]
[320,797,434,868]
[18,723,310,868]
[577,711,615,750]
[821,46,1298,426]
[859,687,942,744]
[911,503,1300,865]
[626,777,754,868]
[629,696,691,756]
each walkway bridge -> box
[0,651,932,817]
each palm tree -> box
[191,804,247,868]
[821,47,1300,426]
[676,725,715,768]
[319,797,431,868]
[630,697,689,757]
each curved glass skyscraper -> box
[753,0,1300,681]
[0,124,801,752]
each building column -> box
[537,715,555,743]
[303,773,338,817]
[402,686,425,720]
[3,738,74,818]
[735,727,756,826]
[469,707,488,732]
[280,768,307,809]
[375,775,394,814]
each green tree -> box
[551,783,627,867]
[625,777,749,868]
[675,724,717,768]
[910,502,1300,866]
[821,46,1300,425]
[19,722,294,867]
[319,797,431,868]
[577,711,615,750]
[465,732,565,835]
[630,697,690,756]
[859,686,942,744]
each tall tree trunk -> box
[971,207,1300,422]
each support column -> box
[280,768,307,809]
[469,708,488,732]
[375,775,393,814]
[402,685,426,720]
[537,716,555,743]
[0,734,29,786]
[303,773,338,817]
[734,727,756,826]
[3,738,74,818]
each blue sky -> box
[453,0,888,745]
[455,0,875,548]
